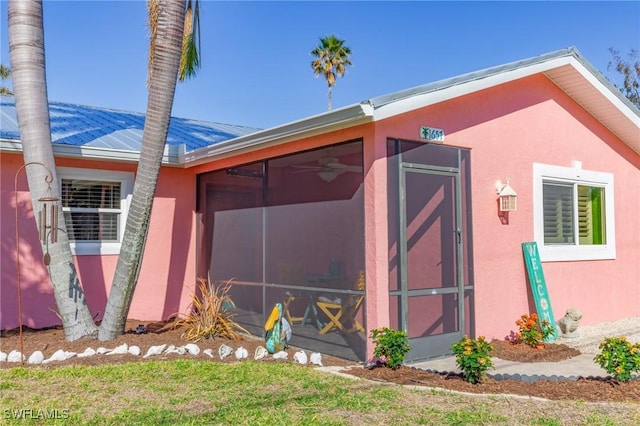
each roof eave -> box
[0,139,184,166]
[368,47,639,154]
[181,103,374,167]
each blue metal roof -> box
[0,96,260,154]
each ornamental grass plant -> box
[173,278,249,342]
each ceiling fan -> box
[292,151,362,182]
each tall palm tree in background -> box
[8,0,98,341]
[310,34,352,111]
[1,64,13,95]
[98,0,201,340]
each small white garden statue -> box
[558,308,582,338]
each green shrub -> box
[370,327,411,369]
[452,336,494,384]
[594,336,640,382]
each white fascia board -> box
[0,139,183,167]
[181,103,373,166]
[371,56,577,121]
[566,57,640,127]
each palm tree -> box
[310,35,352,110]
[98,0,200,340]
[1,64,13,95]
[8,0,98,341]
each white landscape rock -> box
[185,343,200,356]
[27,351,45,365]
[272,351,288,360]
[143,344,166,358]
[42,349,76,364]
[310,352,323,366]
[293,350,308,365]
[254,346,268,360]
[235,347,248,360]
[0,351,8,362]
[203,348,214,358]
[77,348,97,358]
[42,350,64,364]
[128,345,141,356]
[96,347,111,355]
[7,350,25,363]
[164,345,186,355]
[107,344,129,355]
[218,344,233,360]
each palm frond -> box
[146,0,159,87]
[179,0,201,81]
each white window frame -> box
[58,167,134,255]
[533,163,615,262]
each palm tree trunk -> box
[98,0,185,340]
[8,0,97,341]
[327,85,333,111]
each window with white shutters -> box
[534,163,615,262]
[542,182,606,246]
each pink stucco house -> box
[2,47,639,361]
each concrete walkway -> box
[410,317,640,381]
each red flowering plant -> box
[513,313,555,348]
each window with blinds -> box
[542,181,605,246]
[61,179,121,242]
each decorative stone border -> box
[0,343,324,366]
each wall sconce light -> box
[496,179,517,212]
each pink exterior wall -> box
[1,153,197,330]
[2,71,638,360]
[368,74,640,340]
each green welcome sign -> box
[521,242,558,342]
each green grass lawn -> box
[1,360,638,425]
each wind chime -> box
[14,161,60,364]
[37,178,59,264]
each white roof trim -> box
[367,53,638,154]
[568,57,639,125]
[370,56,575,120]
[181,103,373,166]
[0,139,183,166]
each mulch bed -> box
[2,322,639,402]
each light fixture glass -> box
[318,171,338,182]
[497,180,517,212]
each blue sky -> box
[1,1,638,129]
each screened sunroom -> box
[196,140,367,360]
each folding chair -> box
[316,270,365,335]
[279,263,321,327]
